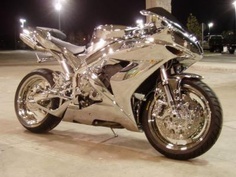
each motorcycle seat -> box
[51,36,86,55]
[36,27,86,55]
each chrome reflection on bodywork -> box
[14,6,223,160]
[140,9,203,62]
[18,8,205,132]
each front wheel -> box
[15,69,62,133]
[142,79,222,160]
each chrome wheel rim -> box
[16,75,52,127]
[148,83,211,151]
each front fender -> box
[168,73,203,95]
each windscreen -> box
[144,7,188,33]
[147,7,180,25]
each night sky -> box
[0,0,235,48]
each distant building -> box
[146,0,171,12]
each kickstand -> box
[110,128,118,137]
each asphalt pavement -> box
[0,50,236,177]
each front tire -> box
[142,79,222,160]
[15,69,62,133]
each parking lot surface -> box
[0,51,236,177]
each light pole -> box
[54,0,62,30]
[233,1,236,17]
[208,22,214,35]
[18,18,27,49]
[201,23,207,46]
[233,1,236,44]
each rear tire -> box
[15,69,62,133]
[142,79,222,160]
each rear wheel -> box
[15,69,62,133]
[142,79,222,160]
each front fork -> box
[160,65,178,115]
[159,65,203,115]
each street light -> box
[19,18,26,28]
[208,22,214,35]
[54,0,63,30]
[233,1,236,9]
[136,19,144,28]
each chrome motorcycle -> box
[15,7,222,160]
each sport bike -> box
[15,7,222,160]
